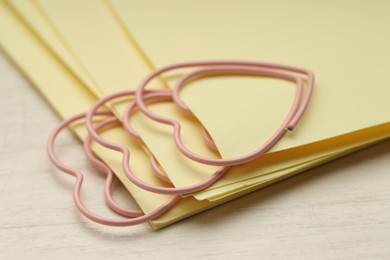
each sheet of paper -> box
[7,0,103,97]
[33,0,164,95]
[108,0,390,158]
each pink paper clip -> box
[135,61,314,166]
[47,60,314,227]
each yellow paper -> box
[206,139,383,202]
[108,0,390,157]
[2,0,388,230]
[201,127,390,200]
[21,0,390,201]
[105,0,390,199]
[33,0,164,95]
[0,0,204,228]
[7,0,103,97]
[1,1,329,229]
[8,0,219,198]
[28,0,223,189]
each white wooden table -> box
[0,52,389,259]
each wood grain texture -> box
[0,52,389,260]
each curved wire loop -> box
[47,111,180,226]
[134,61,314,166]
[85,90,230,195]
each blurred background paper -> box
[7,0,103,98]
[107,0,390,156]
[107,0,390,199]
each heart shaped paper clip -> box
[47,60,314,227]
[135,61,314,166]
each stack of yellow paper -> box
[1,0,389,229]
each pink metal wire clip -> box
[135,61,314,166]
[47,60,314,227]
